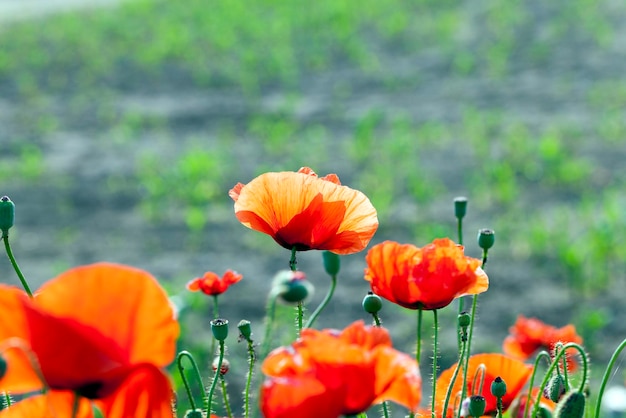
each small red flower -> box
[229,167,379,255]
[186,270,243,296]
[364,239,489,310]
[503,315,583,369]
[260,321,422,418]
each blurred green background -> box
[1,0,626,415]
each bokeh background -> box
[2,0,626,415]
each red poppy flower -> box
[229,167,378,255]
[186,270,243,296]
[421,353,532,417]
[260,321,421,418]
[364,239,489,310]
[0,263,179,418]
[503,316,583,369]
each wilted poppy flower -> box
[364,239,489,310]
[0,263,179,418]
[186,270,243,296]
[260,320,421,418]
[503,315,583,369]
[423,353,532,417]
[229,167,378,255]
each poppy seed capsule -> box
[210,318,229,341]
[491,376,507,398]
[468,395,486,417]
[237,319,252,340]
[477,229,495,250]
[458,312,471,328]
[272,271,313,304]
[0,196,15,235]
[184,409,204,418]
[322,251,340,276]
[454,196,468,219]
[212,357,230,375]
[362,291,383,314]
[554,390,585,418]
[545,373,567,403]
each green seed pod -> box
[362,291,383,314]
[546,373,566,403]
[210,318,229,341]
[0,196,15,235]
[272,271,313,304]
[537,406,554,418]
[458,311,471,328]
[554,390,585,418]
[184,409,204,418]
[491,376,507,398]
[468,395,486,417]
[454,196,468,219]
[322,251,340,276]
[477,229,495,250]
[237,319,252,341]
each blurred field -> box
[1,0,626,414]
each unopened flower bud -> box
[210,318,229,341]
[454,196,468,219]
[212,357,230,375]
[184,409,204,418]
[322,251,340,276]
[458,311,471,328]
[477,229,495,250]
[545,373,567,403]
[362,291,383,314]
[468,395,486,417]
[491,376,507,398]
[237,319,252,341]
[272,271,313,304]
[554,390,585,418]
[0,196,15,235]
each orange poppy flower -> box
[422,353,532,418]
[229,167,378,255]
[0,263,179,418]
[364,239,489,310]
[503,315,583,369]
[186,270,243,296]
[260,321,421,418]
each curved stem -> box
[207,340,225,414]
[443,339,467,417]
[220,375,233,418]
[595,338,626,418]
[523,351,551,418]
[243,339,256,418]
[2,235,32,298]
[416,309,423,364]
[176,350,207,411]
[431,309,439,418]
[304,274,337,329]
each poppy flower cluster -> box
[186,270,243,296]
[0,263,179,418]
[260,321,422,418]
[229,167,379,255]
[364,238,489,310]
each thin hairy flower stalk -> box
[176,350,207,411]
[595,338,626,418]
[207,340,226,415]
[220,375,233,418]
[496,397,503,418]
[372,312,382,327]
[2,392,12,408]
[443,339,468,416]
[288,247,305,336]
[416,309,423,364]
[2,234,32,298]
[531,343,588,418]
[523,351,551,418]
[368,309,391,418]
[457,295,478,418]
[456,204,465,353]
[431,309,440,418]
[243,338,256,418]
[304,273,337,329]
[289,246,297,271]
[556,344,571,392]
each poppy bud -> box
[211,318,229,341]
[0,196,15,235]
[272,271,313,304]
[362,291,383,314]
[468,395,486,417]
[537,407,553,418]
[184,409,204,418]
[0,354,6,379]
[491,376,507,398]
[477,229,495,250]
[554,391,585,418]
[458,311,471,328]
[322,251,340,276]
[238,319,252,341]
[454,196,468,219]
[545,373,567,403]
[212,357,230,375]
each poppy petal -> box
[373,347,422,411]
[261,374,343,418]
[0,392,94,418]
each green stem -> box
[2,392,11,408]
[296,302,304,337]
[176,350,207,411]
[372,312,382,327]
[213,295,220,319]
[416,309,423,364]
[243,339,256,418]
[496,397,503,418]
[289,247,297,271]
[458,295,478,418]
[220,375,233,418]
[71,393,80,418]
[431,309,439,418]
[207,340,226,414]
[457,217,464,246]
[442,339,467,417]
[595,338,626,418]
[260,293,278,360]
[380,401,390,418]
[2,235,32,298]
[304,274,337,329]
[522,351,551,418]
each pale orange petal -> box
[0,392,94,418]
[373,347,422,411]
